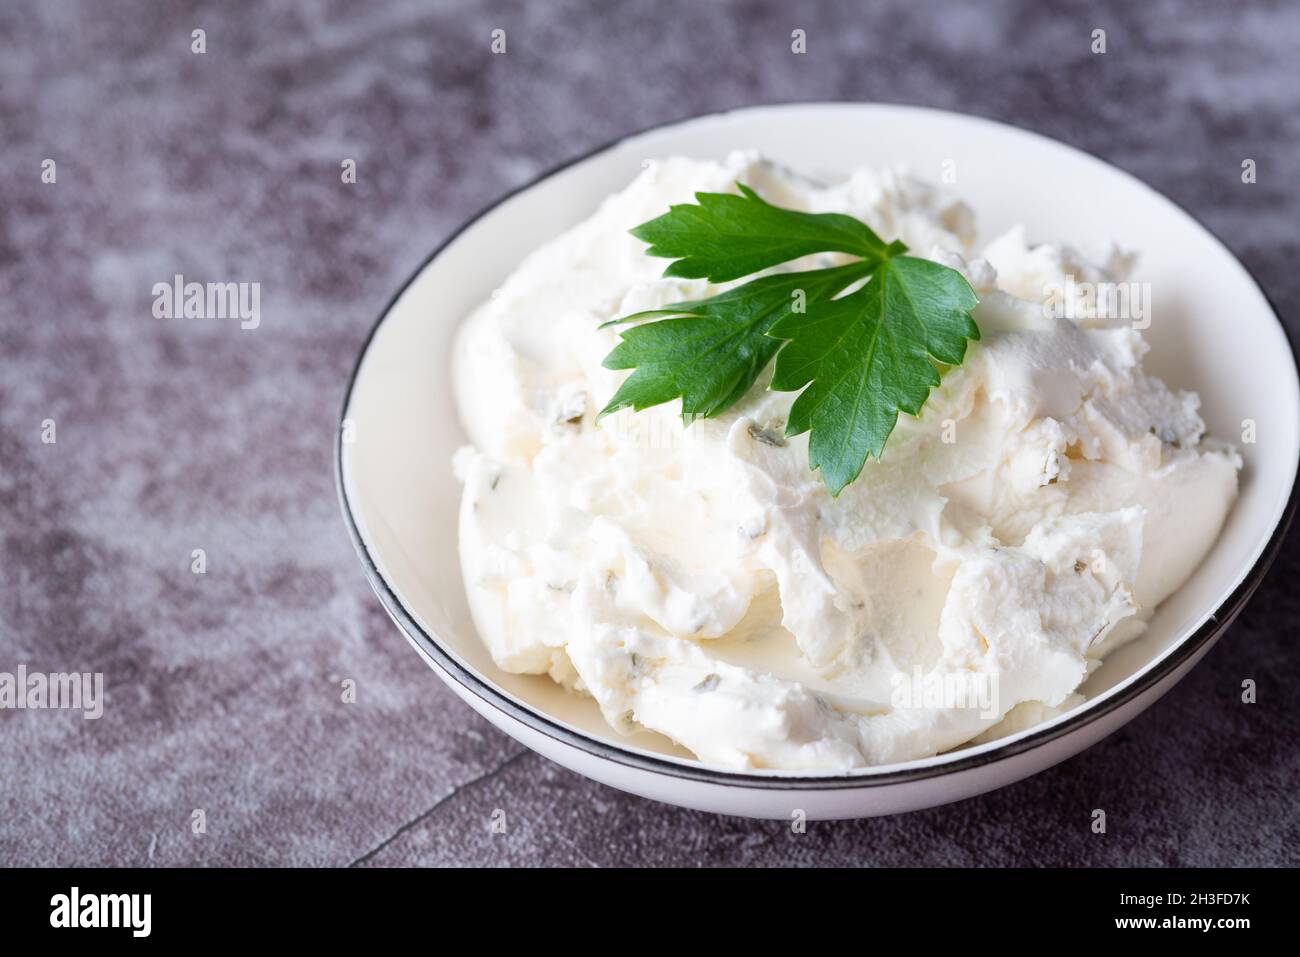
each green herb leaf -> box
[631,184,895,283]
[600,262,873,419]
[768,256,979,494]
[602,183,980,494]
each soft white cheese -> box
[450,151,1240,771]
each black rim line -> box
[334,103,1300,791]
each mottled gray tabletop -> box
[1,0,1296,867]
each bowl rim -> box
[336,102,1299,790]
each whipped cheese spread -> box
[451,152,1240,771]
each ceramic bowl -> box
[338,104,1298,819]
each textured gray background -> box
[1,0,1296,867]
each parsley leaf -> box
[601,182,980,495]
[768,256,980,494]
[601,262,873,418]
[631,184,897,282]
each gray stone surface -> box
[1,0,1296,867]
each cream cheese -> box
[450,151,1240,771]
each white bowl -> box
[337,104,1299,819]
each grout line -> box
[346,750,530,867]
